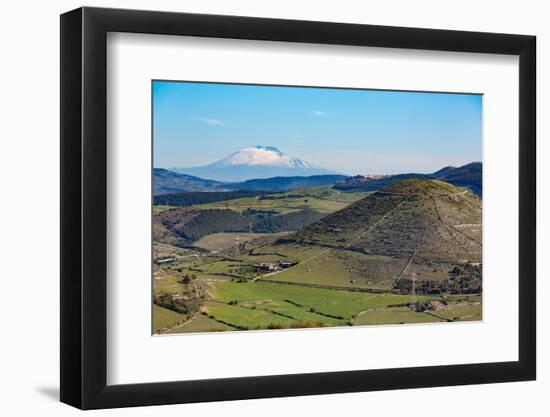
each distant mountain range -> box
[228,175,347,192]
[431,162,482,195]
[154,168,347,195]
[170,145,339,182]
[155,154,482,196]
[153,168,224,195]
[334,162,482,196]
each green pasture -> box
[433,304,482,321]
[194,232,285,252]
[312,294,436,320]
[204,304,294,329]
[212,281,439,321]
[353,308,443,326]
[167,313,233,333]
[153,304,186,333]
[243,300,347,326]
[212,281,361,306]
[192,193,351,214]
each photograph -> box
[152,81,483,334]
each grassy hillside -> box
[291,179,481,259]
[153,178,482,334]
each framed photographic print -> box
[60,7,536,410]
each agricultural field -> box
[269,249,410,289]
[200,281,441,329]
[151,78,484,335]
[191,186,369,214]
[353,308,444,326]
[153,304,187,333]
[203,304,295,329]
[166,313,233,334]
[432,303,482,322]
[153,179,482,334]
[194,232,288,253]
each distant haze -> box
[153,81,482,176]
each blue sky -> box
[153,81,482,175]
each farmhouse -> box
[255,263,280,272]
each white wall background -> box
[0,0,545,415]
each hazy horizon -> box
[153,81,482,176]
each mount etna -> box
[170,145,339,182]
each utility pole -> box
[411,272,417,311]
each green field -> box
[204,304,295,329]
[194,196,346,214]
[311,294,436,320]
[211,281,439,323]
[191,188,368,215]
[152,179,482,334]
[213,281,361,305]
[167,313,233,333]
[194,232,287,252]
[353,308,443,325]
[246,300,346,326]
[432,304,482,321]
[267,249,409,289]
[154,272,188,294]
[153,304,186,333]
[203,299,347,330]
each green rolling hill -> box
[290,179,481,260]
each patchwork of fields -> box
[152,181,482,334]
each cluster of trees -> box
[242,208,278,216]
[253,208,324,233]
[448,263,482,279]
[153,190,264,206]
[154,291,199,315]
[227,265,256,278]
[266,320,328,329]
[176,209,251,241]
[156,207,325,244]
[394,273,482,295]
[179,272,197,284]
[258,193,307,200]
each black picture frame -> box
[60,6,536,410]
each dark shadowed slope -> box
[154,168,347,195]
[228,175,347,192]
[432,162,482,195]
[153,168,226,194]
[334,162,482,196]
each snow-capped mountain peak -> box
[214,146,313,168]
[171,146,338,182]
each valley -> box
[153,175,482,334]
